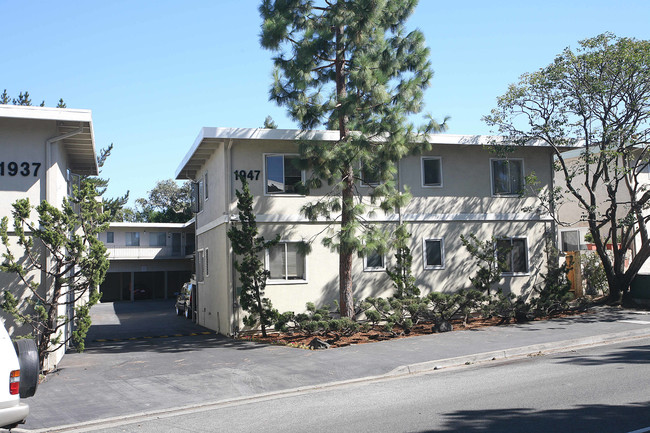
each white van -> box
[0,323,38,430]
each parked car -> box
[175,281,195,319]
[1,323,39,430]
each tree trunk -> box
[339,164,355,318]
[335,24,354,318]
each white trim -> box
[196,215,229,236]
[0,104,92,122]
[248,212,553,224]
[423,238,445,270]
[490,157,525,197]
[263,153,305,197]
[421,156,443,188]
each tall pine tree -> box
[260,0,443,317]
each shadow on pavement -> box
[428,401,650,433]
[554,343,650,366]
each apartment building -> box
[176,128,562,336]
[0,105,98,369]
[99,221,195,302]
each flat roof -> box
[0,105,97,175]
[175,127,580,180]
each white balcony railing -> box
[106,246,190,260]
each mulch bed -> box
[236,313,583,349]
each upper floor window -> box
[421,157,442,187]
[267,242,306,281]
[423,238,444,269]
[265,154,303,195]
[204,172,209,201]
[106,232,114,244]
[360,162,381,187]
[560,230,581,252]
[491,159,524,196]
[125,232,140,247]
[149,232,166,247]
[496,237,528,274]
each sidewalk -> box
[18,306,650,431]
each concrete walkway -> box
[16,303,650,432]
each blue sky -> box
[2,0,650,205]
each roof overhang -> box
[175,127,576,180]
[0,105,97,175]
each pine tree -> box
[227,178,280,337]
[260,0,444,317]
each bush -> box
[581,252,608,296]
[531,263,573,317]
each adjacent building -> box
[0,105,98,369]
[176,127,564,336]
[99,221,195,302]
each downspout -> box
[225,139,237,336]
[43,122,85,360]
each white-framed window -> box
[125,232,140,246]
[205,248,209,276]
[491,158,524,196]
[560,230,581,252]
[496,237,528,274]
[149,232,166,247]
[423,238,444,269]
[266,242,306,281]
[197,249,204,282]
[204,172,209,201]
[106,232,114,244]
[364,250,386,271]
[421,157,443,188]
[264,154,303,195]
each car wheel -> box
[13,339,39,398]
[185,307,191,319]
[175,306,182,316]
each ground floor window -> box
[267,242,306,281]
[423,238,444,269]
[364,249,385,271]
[496,237,528,274]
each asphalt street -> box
[12,301,650,432]
[57,338,650,433]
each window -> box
[496,237,528,274]
[423,238,444,269]
[204,172,209,200]
[267,242,306,281]
[191,180,203,213]
[364,250,385,271]
[197,250,204,282]
[265,154,303,194]
[421,157,442,187]
[125,232,140,246]
[149,232,166,247]
[561,230,581,252]
[491,159,524,196]
[106,232,114,244]
[205,248,209,276]
[360,162,381,187]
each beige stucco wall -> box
[186,134,556,335]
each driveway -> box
[85,300,210,342]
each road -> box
[57,337,650,433]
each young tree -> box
[227,178,280,337]
[484,33,650,303]
[0,181,110,369]
[260,0,444,317]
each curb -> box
[389,327,650,375]
[17,327,650,433]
